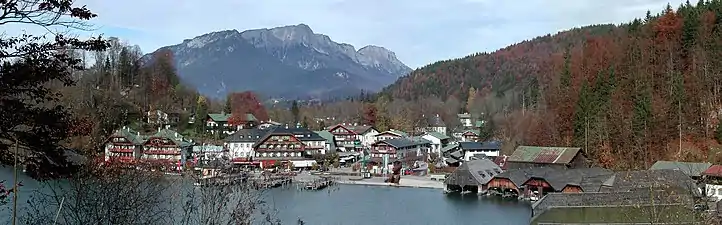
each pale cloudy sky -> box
[6,0,684,68]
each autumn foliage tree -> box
[227,91,269,126]
[378,1,722,169]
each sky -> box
[5,0,686,68]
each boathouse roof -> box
[531,190,694,221]
[508,146,581,165]
[444,158,502,187]
[601,169,698,195]
[649,160,711,177]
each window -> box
[478,171,486,178]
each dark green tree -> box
[291,100,300,124]
[0,0,109,179]
[301,116,309,128]
[572,80,593,147]
[716,124,722,144]
[224,94,232,114]
[560,48,572,88]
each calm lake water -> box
[0,167,532,225]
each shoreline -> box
[294,173,445,190]
[333,179,444,189]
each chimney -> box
[157,127,161,132]
[285,124,289,129]
[354,123,358,126]
[296,123,301,128]
[137,132,140,136]
[436,114,439,117]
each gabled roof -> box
[375,130,408,137]
[703,165,722,177]
[147,129,192,147]
[207,113,230,122]
[457,113,472,119]
[444,158,501,186]
[602,169,698,194]
[440,144,460,153]
[462,130,480,136]
[649,160,712,177]
[375,138,427,149]
[109,128,144,145]
[424,131,450,140]
[449,150,463,159]
[224,128,270,142]
[314,130,337,149]
[269,126,325,141]
[508,146,582,165]
[459,141,501,151]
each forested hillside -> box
[380,1,722,169]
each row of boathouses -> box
[442,145,709,224]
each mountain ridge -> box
[147,24,411,99]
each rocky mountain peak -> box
[357,45,411,76]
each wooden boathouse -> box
[443,158,502,194]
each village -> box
[103,110,722,224]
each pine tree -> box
[573,80,592,147]
[301,116,309,128]
[291,100,300,124]
[560,49,572,88]
[224,95,232,114]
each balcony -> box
[144,150,181,155]
[109,148,134,153]
[108,156,135,163]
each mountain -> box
[145,24,411,99]
[380,2,722,169]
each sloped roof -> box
[149,129,192,147]
[444,158,501,186]
[703,165,722,177]
[375,130,408,137]
[378,138,424,149]
[457,113,472,119]
[207,113,230,122]
[347,125,376,134]
[449,150,463,159]
[475,120,485,128]
[440,144,460,153]
[602,169,698,194]
[425,131,450,140]
[269,126,325,141]
[224,128,270,142]
[445,157,459,164]
[649,160,712,177]
[508,146,582,165]
[462,130,480,136]
[459,141,501,151]
[110,128,145,145]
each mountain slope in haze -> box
[381,2,722,169]
[146,24,411,99]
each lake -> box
[0,167,532,225]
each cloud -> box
[5,0,684,68]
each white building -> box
[224,128,268,164]
[420,131,451,154]
[374,129,408,141]
[327,123,379,152]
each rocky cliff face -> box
[146,24,411,99]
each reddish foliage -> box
[227,91,268,126]
[67,116,94,136]
[362,103,377,125]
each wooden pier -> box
[194,174,249,187]
[251,177,293,190]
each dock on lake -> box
[302,178,334,190]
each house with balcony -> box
[206,113,258,135]
[374,129,408,141]
[327,123,379,152]
[141,128,192,170]
[421,131,451,154]
[251,129,317,169]
[271,126,327,156]
[104,127,144,163]
[224,128,269,166]
[369,138,432,167]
